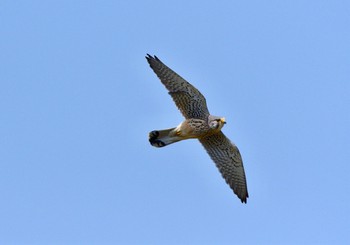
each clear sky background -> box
[1,1,349,244]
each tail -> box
[149,127,182,147]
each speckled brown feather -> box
[146,54,210,120]
[146,54,249,203]
[199,132,248,203]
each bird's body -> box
[149,117,225,147]
[146,54,249,203]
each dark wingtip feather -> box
[145,54,161,63]
[235,188,248,203]
[145,53,152,62]
[240,192,248,204]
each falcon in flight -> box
[146,54,249,203]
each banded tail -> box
[149,128,182,147]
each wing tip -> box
[240,196,248,204]
[145,54,160,63]
[239,190,249,204]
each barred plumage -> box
[146,54,249,203]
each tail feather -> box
[149,128,181,147]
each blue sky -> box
[1,1,349,244]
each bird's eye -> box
[210,121,219,129]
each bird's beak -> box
[220,117,226,124]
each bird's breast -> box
[173,119,210,139]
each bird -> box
[146,54,249,203]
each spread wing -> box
[199,131,249,203]
[146,54,210,120]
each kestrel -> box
[146,54,249,203]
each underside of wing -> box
[146,54,210,120]
[199,131,249,203]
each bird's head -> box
[208,116,226,131]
